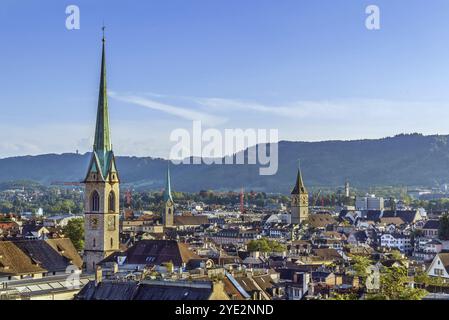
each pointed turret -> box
[291,162,307,194]
[163,161,173,202]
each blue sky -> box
[1,0,449,158]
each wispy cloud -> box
[109,92,227,126]
[192,97,442,120]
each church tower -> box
[162,162,174,227]
[291,163,308,224]
[83,30,120,273]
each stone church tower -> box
[291,163,309,224]
[162,163,174,227]
[83,32,120,272]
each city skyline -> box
[2,1,449,158]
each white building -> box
[355,195,384,211]
[380,233,412,253]
[427,253,449,281]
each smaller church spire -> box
[291,159,307,194]
[163,161,173,202]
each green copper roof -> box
[93,34,113,176]
[85,33,116,181]
[291,162,307,195]
[94,36,112,155]
[163,162,173,202]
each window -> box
[108,191,115,212]
[434,268,444,276]
[91,191,100,212]
[93,238,96,248]
[110,237,113,248]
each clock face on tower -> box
[89,216,99,229]
[292,196,298,206]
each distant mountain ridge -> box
[1,133,449,193]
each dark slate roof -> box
[349,230,368,242]
[277,265,322,280]
[366,211,383,221]
[77,281,138,300]
[76,280,213,300]
[21,223,46,237]
[134,283,212,300]
[423,220,440,230]
[366,210,420,224]
[101,240,200,267]
[312,271,333,282]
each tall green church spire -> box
[163,161,173,202]
[93,27,112,156]
[85,28,117,182]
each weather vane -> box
[102,23,106,41]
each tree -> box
[331,293,358,300]
[350,254,373,283]
[63,218,84,251]
[389,250,404,262]
[366,266,427,300]
[439,214,449,240]
[247,238,286,253]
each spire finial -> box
[102,24,106,42]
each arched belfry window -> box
[108,191,115,212]
[91,191,100,212]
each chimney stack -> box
[95,266,103,285]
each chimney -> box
[95,266,103,285]
[251,251,260,259]
[308,279,314,297]
[293,272,301,283]
[112,262,119,274]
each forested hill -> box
[0,134,448,193]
